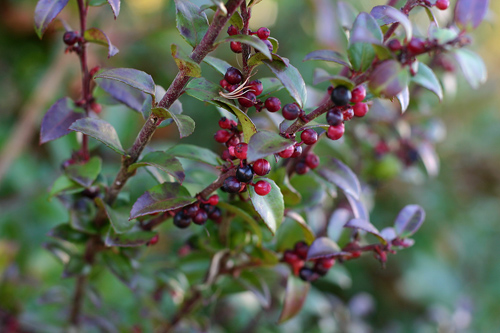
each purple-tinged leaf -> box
[306,237,347,260]
[128,152,185,183]
[166,144,221,166]
[63,256,90,278]
[219,35,272,60]
[248,178,284,235]
[102,252,137,289]
[286,211,315,244]
[94,68,155,97]
[303,50,350,67]
[345,192,369,221]
[96,78,147,113]
[380,227,397,243]
[316,158,361,200]
[396,86,410,113]
[203,55,231,75]
[312,0,346,51]
[371,6,412,41]
[40,97,84,144]
[368,60,409,98]
[412,62,443,101]
[171,44,202,77]
[345,218,386,244]
[105,228,156,247]
[174,0,209,48]
[312,68,334,85]
[185,77,221,103]
[34,0,69,39]
[151,107,195,138]
[237,271,271,309]
[371,6,398,26]
[130,183,196,220]
[64,156,102,187]
[278,276,310,324]
[247,131,294,162]
[95,197,135,234]
[106,0,120,19]
[338,1,358,29]
[453,49,487,89]
[264,58,307,108]
[454,0,489,30]
[394,204,425,238]
[84,28,119,58]
[327,208,352,242]
[417,141,440,177]
[350,12,383,45]
[69,118,126,155]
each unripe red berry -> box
[331,86,352,106]
[233,143,248,160]
[252,159,271,176]
[278,145,295,158]
[283,250,299,264]
[353,102,369,117]
[387,39,402,52]
[301,129,318,145]
[265,97,281,112]
[219,117,232,129]
[230,41,242,53]
[326,109,343,126]
[435,0,449,10]
[291,145,303,158]
[407,37,426,54]
[214,130,231,143]
[220,79,229,89]
[350,85,366,103]
[226,135,240,147]
[342,108,354,121]
[148,234,159,246]
[238,91,257,108]
[225,67,243,85]
[257,27,271,40]
[305,153,320,169]
[254,180,271,196]
[294,241,309,260]
[227,25,239,35]
[295,162,309,175]
[63,31,78,46]
[221,149,235,161]
[327,123,345,140]
[91,102,102,114]
[282,103,301,120]
[248,80,263,96]
[208,195,219,206]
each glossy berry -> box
[326,109,343,126]
[208,195,219,206]
[148,234,159,246]
[226,135,240,147]
[236,165,254,183]
[295,162,309,175]
[233,143,248,160]
[407,37,426,54]
[193,209,208,225]
[353,102,369,117]
[305,153,320,169]
[254,180,272,196]
[230,41,242,53]
[183,205,198,218]
[283,250,299,264]
[225,67,243,85]
[219,117,232,129]
[282,103,301,120]
[252,159,271,176]
[63,31,78,45]
[294,241,309,260]
[387,39,402,52]
[435,0,449,10]
[314,258,335,276]
[291,145,303,158]
[200,203,216,215]
[220,79,229,89]
[331,86,352,106]
[214,130,231,143]
[264,97,281,112]
[226,84,239,93]
[248,80,263,96]
[208,207,222,222]
[227,25,239,35]
[327,123,345,140]
[173,212,191,229]
[238,91,257,108]
[350,85,366,103]
[301,129,318,145]
[278,146,295,159]
[257,27,271,40]
[342,108,354,121]
[221,149,235,161]
[299,267,319,282]
[222,176,242,193]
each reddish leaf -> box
[454,0,489,30]
[350,12,383,45]
[34,0,69,38]
[96,78,147,112]
[278,276,310,323]
[368,60,409,98]
[40,97,84,144]
[317,158,361,200]
[394,205,426,238]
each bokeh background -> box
[1,0,499,331]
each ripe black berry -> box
[183,205,198,218]
[301,129,318,145]
[193,209,208,225]
[265,97,281,112]
[173,211,191,229]
[257,27,271,40]
[282,103,301,120]
[330,86,352,106]
[295,162,309,175]
[200,203,216,215]
[208,207,222,221]
[236,165,254,183]
[222,176,242,193]
[225,67,243,85]
[63,31,78,46]
[252,159,271,176]
[299,267,319,282]
[326,109,343,126]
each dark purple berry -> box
[294,241,309,259]
[387,39,402,52]
[282,103,301,120]
[408,38,426,54]
[193,209,208,225]
[236,165,254,183]
[208,207,222,221]
[63,31,78,45]
[173,211,191,229]
[299,267,319,282]
[326,109,343,126]
[225,67,243,85]
[200,203,216,215]
[265,97,281,112]
[222,176,242,193]
[295,162,309,175]
[248,80,263,96]
[331,86,352,106]
[238,91,257,108]
[301,129,318,145]
[183,205,198,218]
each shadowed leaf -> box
[218,35,272,60]
[174,0,209,47]
[152,108,195,138]
[105,228,156,247]
[278,276,310,323]
[95,197,135,234]
[94,68,156,97]
[247,131,294,162]
[84,28,119,58]
[412,62,443,101]
[203,56,231,75]
[303,49,350,67]
[345,218,386,244]
[128,152,185,183]
[34,0,69,38]
[394,205,425,238]
[65,156,102,187]
[455,0,489,30]
[69,118,126,155]
[317,158,361,200]
[40,97,84,144]
[307,237,346,260]
[264,59,307,108]
[368,60,409,97]
[171,44,202,77]
[166,144,221,166]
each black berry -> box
[63,31,78,46]
[173,211,191,229]
[238,91,257,108]
[295,162,309,175]
[236,165,254,183]
[200,203,216,215]
[294,241,309,259]
[183,205,198,218]
[193,209,208,225]
[299,267,319,282]
[222,176,242,193]
[330,86,352,106]
[208,207,222,221]
[326,109,343,126]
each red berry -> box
[407,37,426,54]
[435,0,449,10]
[326,109,343,126]
[254,180,271,196]
[226,135,240,147]
[220,79,229,89]
[327,123,345,140]
[233,143,248,160]
[248,80,263,96]
[227,25,239,35]
[214,130,231,143]
[342,108,354,121]
[353,102,369,117]
[148,234,159,246]
[230,41,242,53]
[294,241,309,259]
[208,195,219,206]
[225,67,243,85]
[227,84,239,92]
[291,145,303,158]
[257,27,271,40]
[253,159,271,176]
[278,145,295,158]
[282,103,301,120]
[300,129,318,145]
[91,102,102,114]
[63,31,78,45]
[265,97,281,112]
[238,91,257,108]
[387,39,402,52]
[221,149,235,161]
[350,85,366,103]
[305,153,320,169]
[318,257,335,269]
[219,117,232,129]
[295,162,309,175]
[283,250,299,264]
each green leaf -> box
[105,228,157,247]
[316,158,361,200]
[217,201,263,245]
[303,49,350,67]
[394,204,425,238]
[218,35,272,60]
[102,252,136,289]
[64,156,102,187]
[88,0,108,6]
[174,0,209,48]
[286,212,315,244]
[453,49,487,89]
[306,237,346,260]
[428,24,459,44]
[345,218,386,244]
[49,175,84,198]
[278,276,310,324]
[47,224,88,243]
[129,152,185,183]
[166,144,221,166]
[34,0,69,39]
[130,182,196,219]
[247,131,294,162]
[69,118,127,155]
[152,108,195,138]
[276,219,310,252]
[368,60,409,98]
[264,59,307,108]
[237,271,271,308]
[247,53,287,67]
[213,98,257,143]
[171,44,202,77]
[349,12,383,44]
[348,43,376,72]
[229,10,243,29]
[268,37,279,53]
[328,75,356,90]
[412,62,443,101]
[84,28,119,58]
[203,56,231,75]
[94,68,156,97]
[63,256,91,278]
[248,178,284,235]
[95,197,135,234]
[270,168,301,206]
[259,77,284,96]
[185,77,221,103]
[377,6,412,41]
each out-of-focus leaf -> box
[453,49,487,89]
[69,118,126,155]
[218,35,272,60]
[345,218,386,244]
[166,144,221,166]
[248,178,284,235]
[63,256,90,278]
[276,219,310,252]
[396,86,410,112]
[412,62,443,101]
[394,205,426,238]
[370,5,398,25]
[306,237,346,260]
[278,276,309,323]
[237,271,271,308]
[64,156,102,187]
[40,97,84,144]
[247,131,294,162]
[217,202,262,244]
[174,0,209,47]
[316,158,361,200]
[203,56,231,75]
[228,10,243,28]
[47,224,88,243]
[102,252,136,289]
[171,44,202,77]
[286,212,315,244]
[417,141,440,177]
[328,75,356,90]
[94,68,156,97]
[380,227,397,243]
[345,192,369,221]
[303,50,350,67]
[95,198,135,234]
[49,175,84,198]
[338,1,358,29]
[350,12,383,45]
[130,182,196,219]
[152,108,195,138]
[454,0,489,30]
[271,168,301,206]
[247,53,287,67]
[264,59,307,108]
[129,152,185,183]
[84,28,119,58]
[34,0,69,38]
[368,60,409,97]
[313,0,347,51]
[371,6,412,41]
[105,228,156,247]
[327,208,352,242]
[428,24,459,44]
[106,0,120,18]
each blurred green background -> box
[1,0,499,331]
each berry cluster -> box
[227,25,274,54]
[173,195,221,229]
[295,152,320,175]
[282,241,336,282]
